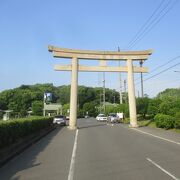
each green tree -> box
[62,103,70,116]
[83,101,98,117]
[78,86,96,108]
[56,85,70,105]
[116,104,129,118]
[32,101,43,116]
[147,98,161,117]
[159,99,174,116]
[105,105,116,115]
[136,97,149,118]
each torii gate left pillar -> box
[69,57,78,129]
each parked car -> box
[96,114,107,122]
[66,116,69,125]
[53,115,66,125]
[108,113,119,123]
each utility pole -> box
[140,60,144,98]
[118,46,123,104]
[124,79,127,104]
[102,72,106,114]
[124,79,127,93]
[100,93,102,113]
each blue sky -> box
[0,0,180,97]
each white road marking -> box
[68,129,78,180]
[146,158,179,180]
[132,128,180,145]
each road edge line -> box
[132,128,180,145]
[146,158,179,180]
[68,129,79,180]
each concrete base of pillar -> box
[68,126,77,130]
[129,124,139,128]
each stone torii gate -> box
[48,46,152,129]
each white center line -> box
[146,158,179,180]
[132,128,180,145]
[68,129,79,180]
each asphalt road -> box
[0,118,180,180]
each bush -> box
[174,112,180,129]
[0,116,53,148]
[154,114,175,130]
[174,119,180,129]
[123,118,130,124]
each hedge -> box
[0,116,53,148]
[154,114,175,130]
[174,119,180,129]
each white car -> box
[53,115,66,125]
[96,114,107,122]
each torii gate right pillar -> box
[127,58,138,127]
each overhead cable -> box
[135,55,180,81]
[127,0,178,49]
[136,61,180,85]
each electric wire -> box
[135,55,180,81]
[136,61,180,85]
[127,0,178,50]
[128,0,172,49]
[126,0,165,49]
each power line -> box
[136,61,180,85]
[129,0,178,49]
[148,55,180,73]
[142,78,180,86]
[126,0,165,49]
[127,0,178,49]
[135,55,180,81]
[128,0,173,49]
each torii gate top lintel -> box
[48,45,153,60]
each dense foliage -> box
[137,88,180,130]
[154,114,175,129]
[0,84,120,118]
[0,116,53,148]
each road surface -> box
[0,118,180,180]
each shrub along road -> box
[0,118,180,180]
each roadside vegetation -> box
[136,88,180,131]
[0,84,121,118]
[0,116,53,149]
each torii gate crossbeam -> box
[48,46,153,129]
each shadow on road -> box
[0,126,64,180]
[78,123,107,129]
